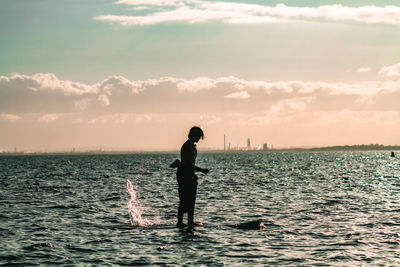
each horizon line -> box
[2,144,400,155]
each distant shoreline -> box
[1,144,399,156]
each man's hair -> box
[188,126,204,139]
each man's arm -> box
[193,164,209,174]
[179,161,209,173]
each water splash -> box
[126,179,159,226]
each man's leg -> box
[177,181,188,226]
[187,182,197,225]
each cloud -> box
[356,67,371,73]
[2,73,400,121]
[94,7,250,26]
[131,6,150,11]
[176,77,216,92]
[270,97,314,115]
[38,113,61,123]
[74,98,91,112]
[116,0,184,7]
[89,114,130,124]
[88,113,160,124]
[224,90,250,99]
[379,63,400,77]
[219,78,400,97]
[0,73,151,98]
[135,114,156,123]
[2,73,400,100]
[96,75,148,94]
[199,114,221,124]
[2,72,400,149]
[94,1,400,26]
[0,73,163,113]
[0,73,94,96]
[0,113,21,122]
[98,94,111,106]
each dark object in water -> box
[169,159,181,168]
[391,152,395,157]
[229,219,264,230]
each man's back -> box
[178,140,197,180]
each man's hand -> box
[201,168,210,174]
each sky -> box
[1,0,400,151]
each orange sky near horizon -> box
[1,1,400,151]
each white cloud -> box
[88,113,158,124]
[0,73,154,98]
[116,0,184,7]
[379,63,400,77]
[2,73,400,121]
[74,98,91,112]
[2,72,400,149]
[177,77,216,92]
[98,94,111,106]
[96,75,146,94]
[224,90,250,99]
[270,97,314,115]
[89,114,130,124]
[218,77,400,96]
[38,113,61,123]
[237,80,297,94]
[356,67,371,73]
[94,7,236,26]
[135,114,156,123]
[312,81,398,96]
[0,113,21,122]
[0,73,95,96]
[95,1,400,26]
[199,114,221,124]
[2,73,400,100]
[131,6,150,11]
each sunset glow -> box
[1,0,399,151]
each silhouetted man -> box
[176,126,209,227]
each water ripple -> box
[1,152,400,265]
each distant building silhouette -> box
[224,134,226,151]
[263,143,268,150]
[247,138,251,150]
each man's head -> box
[188,126,204,142]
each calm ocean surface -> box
[1,152,400,266]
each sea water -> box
[1,152,400,265]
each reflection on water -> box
[0,152,400,265]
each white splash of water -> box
[126,179,159,226]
